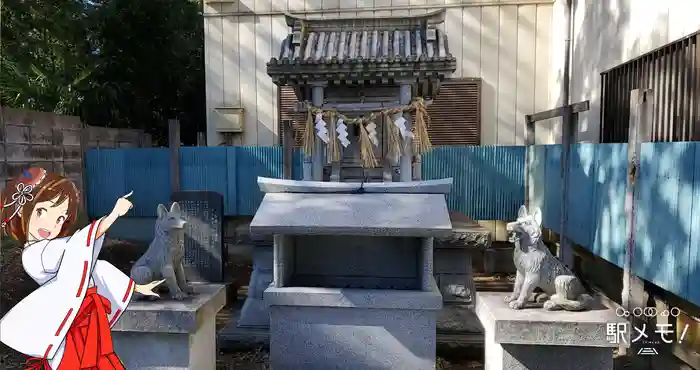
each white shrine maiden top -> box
[0,220,135,367]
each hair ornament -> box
[1,168,47,228]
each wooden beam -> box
[525,100,590,123]
[282,119,294,180]
[79,122,89,212]
[168,119,181,193]
[293,100,433,113]
[524,119,535,208]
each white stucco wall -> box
[204,0,556,147]
[549,0,700,143]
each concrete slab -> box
[264,286,443,310]
[113,283,226,333]
[250,193,452,237]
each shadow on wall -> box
[534,142,700,307]
[570,0,671,142]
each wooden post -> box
[524,117,536,208]
[558,106,575,269]
[311,83,326,181]
[282,119,294,180]
[621,89,651,356]
[398,83,413,182]
[382,114,393,182]
[79,123,89,214]
[169,119,181,193]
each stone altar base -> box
[475,292,629,370]
[265,282,443,370]
[111,284,226,370]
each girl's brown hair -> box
[1,168,80,243]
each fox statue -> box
[505,205,593,311]
[131,202,193,300]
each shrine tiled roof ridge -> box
[270,27,454,65]
[266,8,456,84]
[282,8,448,30]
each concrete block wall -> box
[0,107,151,194]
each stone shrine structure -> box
[222,8,491,349]
[251,177,452,369]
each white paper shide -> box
[366,122,379,146]
[315,113,329,143]
[393,116,414,140]
[336,118,350,148]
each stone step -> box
[218,300,486,351]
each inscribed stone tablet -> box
[171,191,225,282]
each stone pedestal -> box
[433,215,490,339]
[111,284,226,370]
[475,292,629,370]
[237,245,273,328]
[434,215,491,305]
[265,282,443,370]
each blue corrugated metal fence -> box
[530,142,700,307]
[421,146,525,220]
[85,142,700,307]
[85,145,526,220]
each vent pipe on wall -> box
[562,0,574,110]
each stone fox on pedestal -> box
[131,202,193,300]
[505,205,593,311]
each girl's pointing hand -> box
[112,191,134,217]
[135,279,165,297]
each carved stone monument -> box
[251,177,452,369]
[171,191,225,283]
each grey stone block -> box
[112,284,226,370]
[434,219,492,250]
[434,249,472,274]
[250,193,453,237]
[238,245,273,328]
[266,281,442,370]
[493,344,613,370]
[437,274,473,304]
[483,247,516,274]
[475,292,629,370]
[264,285,443,311]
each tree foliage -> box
[0,0,205,145]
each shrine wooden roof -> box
[267,9,457,85]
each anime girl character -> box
[0,168,164,370]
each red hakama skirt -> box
[26,287,125,370]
